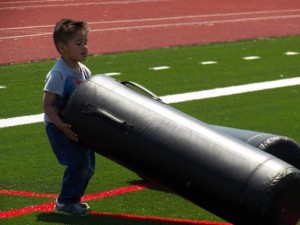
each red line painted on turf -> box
[82,182,154,201]
[0,189,57,198]
[0,202,55,219]
[0,182,230,225]
[0,183,152,218]
[91,212,232,225]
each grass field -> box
[1,36,300,225]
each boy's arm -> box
[43,91,78,142]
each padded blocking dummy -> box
[65,75,300,225]
[211,125,300,169]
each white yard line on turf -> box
[161,77,300,103]
[0,113,44,128]
[1,77,300,128]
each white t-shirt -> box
[43,58,91,124]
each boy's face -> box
[59,30,88,63]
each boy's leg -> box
[46,123,95,207]
[78,149,95,201]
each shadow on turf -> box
[128,178,169,193]
[36,213,181,225]
[36,180,172,224]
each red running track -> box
[0,0,300,65]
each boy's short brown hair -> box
[53,18,89,52]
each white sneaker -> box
[54,202,90,216]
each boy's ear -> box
[57,42,65,54]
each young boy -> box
[43,18,95,216]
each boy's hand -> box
[58,122,79,142]
[43,92,78,142]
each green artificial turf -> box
[1,36,300,225]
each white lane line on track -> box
[1,9,300,31]
[0,32,52,40]
[2,14,300,41]
[0,0,168,10]
[0,0,70,5]
[1,77,300,128]
[90,14,300,32]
